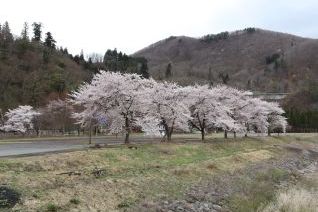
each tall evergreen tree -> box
[79,49,85,61]
[32,22,42,41]
[63,48,68,55]
[44,32,56,48]
[1,21,13,42]
[165,63,172,78]
[21,22,29,40]
[0,21,13,59]
[137,58,149,78]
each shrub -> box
[117,199,133,208]
[69,198,80,205]
[46,203,59,212]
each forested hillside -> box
[134,28,318,93]
[0,22,89,110]
[0,21,149,110]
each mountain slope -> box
[0,40,91,110]
[134,29,318,92]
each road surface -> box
[1,133,284,157]
[0,136,161,157]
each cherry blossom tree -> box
[0,105,41,134]
[236,97,287,136]
[138,81,191,141]
[264,101,287,135]
[70,71,151,143]
[212,85,253,138]
[243,97,270,135]
[183,85,234,140]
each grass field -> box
[0,134,317,211]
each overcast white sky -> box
[1,0,317,55]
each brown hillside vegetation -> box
[0,40,91,110]
[134,28,318,92]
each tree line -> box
[283,82,318,132]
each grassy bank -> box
[0,134,317,211]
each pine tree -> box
[32,22,42,42]
[138,58,149,78]
[165,63,172,78]
[21,22,29,40]
[1,21,13,42]
[0,21,13,59]
[79,49,84,61]
[44,32,56,48]
[63,48,68,55]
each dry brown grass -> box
[262,188,318,212]
[260,170,318,212]
[206,163,218,170]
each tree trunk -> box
[201,130,205,140]
[125,117,130,144]
[125,132,130,144]
[267,128,271,136]
[168,126,174,142]
[36,129,40,137]
[167,132,172,141]
[89,123,92,145]
[245,133,247,137]
[234,131,236,139]
[162,120,169,142]
[224,130,228,139]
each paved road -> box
[0,136,161,157]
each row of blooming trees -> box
[0,71,287,142]
[70,71,287,143]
